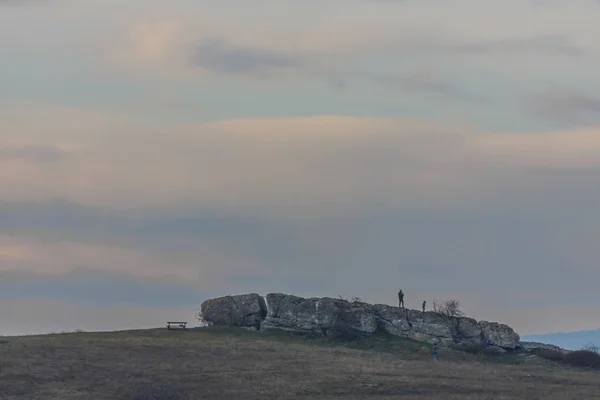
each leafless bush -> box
[581,342,599,353]
[432,299,464,318]
[336,295,363,303]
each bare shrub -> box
[564,350,600,369]
[432,299,464,318]
[350,296,363,303]
[581,342,599,353]
[126,383,190,400]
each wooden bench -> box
[167,321,187,330]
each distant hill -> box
[521,330,600,350]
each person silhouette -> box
[398,290,405,308]
[422,300,426,313]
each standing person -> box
[433,342,439,360]
[422,300,426,313]
[398,290,404,308]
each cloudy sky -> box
[1,0,600,337]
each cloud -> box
[192,39,301,75]
[4,0,600,335]
[360,68,483,101]
[0,233,202,281]
[531,90,600,127]
[418,34,584,57]
[2,103,600,315]
[3,104,600,211]
[0,145,65,163]
[0,269,220,307]
[104,7,591,89]
[0,0,35,5]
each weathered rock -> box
[200,292,534,351]
[200,293,266,329]
[456,317,482,339]
[479,321,520,350]
[372,304,412,336]
[407,310,456,345]
[372,306,461,345]
[261,294,377,336]
[518,341,569,354]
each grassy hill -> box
[0,327,599,399]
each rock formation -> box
[200,293,523,351]
[518,341,571,354]
[200,293,266,330]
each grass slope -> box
[0,327,599,399]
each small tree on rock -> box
[433,299,464,318]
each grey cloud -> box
[327,67,483,102]
[0,199,328,291]
[411,34,584,57]
[531,90,600,126]
[0,145,65,163]
[192,39,300,74]
[3,195,600,316]
[0,269,220,308]
[0,0,43,5]
[364,71,484,102]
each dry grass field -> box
[0,327,599,399]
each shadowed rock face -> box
[200,293,522,350]
[200,293,266,329]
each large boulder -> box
[200,293,267,329]
[455,317,482,339]
[479,321,520,350]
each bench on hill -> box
[167,321,187,330]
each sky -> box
[1,0,600,340]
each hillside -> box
[521,330,600,351]
[0,327,599,399]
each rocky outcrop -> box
[372,305,459,346]
[261,294,378,337]
[201,293,525,350]
[518,341,570,354]
[200,293,266,329]
[479,321,520,349]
